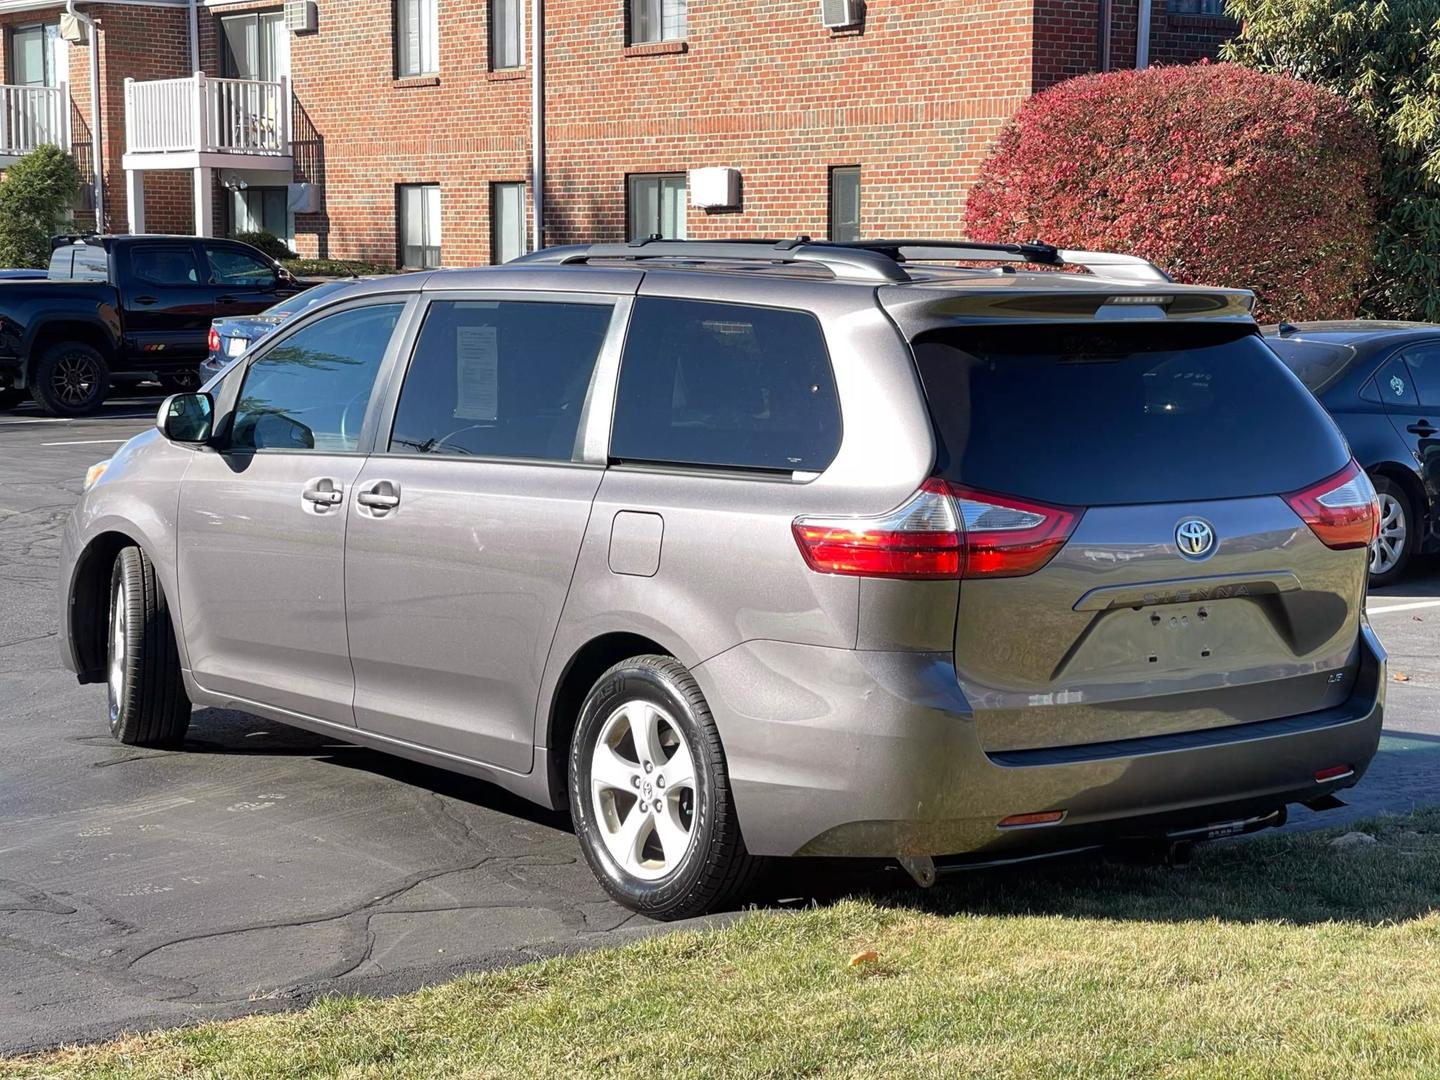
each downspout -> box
[1097,0,1112,71]
[1135,0,1152,69]
[530,0,544,251]
[65,0,103,230]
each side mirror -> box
[157,392,213,443]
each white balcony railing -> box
[125,72,290,157]
[0,83,68,158]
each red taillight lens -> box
[792,479,961,580]
[944,484,1082,579]
[1285,461,1378,551]
[207,326,221,353]
[792,481,1081,580]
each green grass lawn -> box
[5,810,1439,1079]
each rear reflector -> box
[1314,764,1354,783]
[1285,461,1379,551]
[997,810,1067,829]
[792,481,1080,580]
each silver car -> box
[59,239,1386,919]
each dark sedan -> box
[1266,320,1440,585]
[201,278,374,383]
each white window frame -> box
[398,183,441,269]
[395,0,439,78]
[629,0,686,44]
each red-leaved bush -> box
[964,63,1379,322]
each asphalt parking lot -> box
[3,399,1439,1054]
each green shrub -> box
[1223,0,1440,321]
[0,145,81,269]
[282,257,394,278]
[233,229,297,260]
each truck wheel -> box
[107,546,190,747]
[31,342,110,417]
[569,655,762,920]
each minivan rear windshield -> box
[912,324,1349,507]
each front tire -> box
[31,341,110,417]
[569,655,761,920]
[108,546,190,746]
[1369,475,1414,588]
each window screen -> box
[398,184,441,268]
[627,174,686,241]
[630,0,686,43]
[491,182,528,264]
[389,299,613,461]
[829,166,861,243]
[395,0,439,76]
[491,0,523,69]
[610,297,842,472]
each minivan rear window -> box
[913,324,1350,507]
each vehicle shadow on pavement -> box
[174,710,1440,929]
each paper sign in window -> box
[455,325,499,421]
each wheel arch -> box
[541,631,674,807]
[24,317,120,385]
[1367,462,1427,541]
[68,530,169,683]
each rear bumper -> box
[695,625,1385,859]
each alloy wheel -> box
[52,352,101,408]
[1370,493,1406,576]
[589,700,698,881]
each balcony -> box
[0,84,69,166]
[122,72,293,171]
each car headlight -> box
[83,459,110,491]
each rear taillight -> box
[1285,461,1379,551]
[792,481,1080,580]
[792,479,961,580]
[944,485,1082,579]
[207,326,221,354]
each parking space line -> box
[40,438,132,447]
[1366,599,1440,615]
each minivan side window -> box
[1399,343,1440,407]
[231,303,405,453]
[389,299,613,461]
[610,297,841,472]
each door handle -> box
[302,478,343,510]
[356,480,401,515]
[216,295,239,304]
[1407,421,1437,437]
[134,296,159,305]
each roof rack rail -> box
[832,240,1173,284]
[513,237,1172,285]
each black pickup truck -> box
[0,234,308,416]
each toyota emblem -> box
[1175,518,1216,559]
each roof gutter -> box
[188,0,198,70]
[530,0,544,252]
[65,0,104,230]
[1135,0,1152,68]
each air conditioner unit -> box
[689,167,741,211]
[820,0,862,29]
[284,0,317,33]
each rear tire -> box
[569,655,762,920]
[31,341,110,417]
[1369,475,1414,589]
[107,546,190,747]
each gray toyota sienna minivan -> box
[58,239,1386,919]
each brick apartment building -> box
[0,0,1233,267]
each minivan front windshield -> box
[913,323,1350,507]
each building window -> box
[230,186,290,243]
[395,0,439,77]
[627,174,686,241]
[1167,0,1227,13]
[9,22,59,87]
[829,166,861,244]
[491,182,528,264]
[398,184,441,268]
[490,0,523,70]
[220,12,290,81]
[630,0,686,44]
